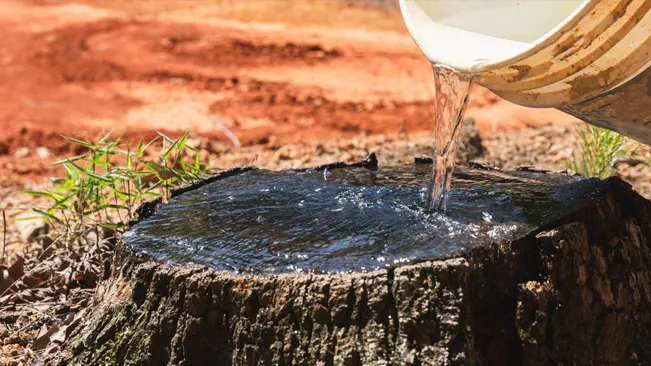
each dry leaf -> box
[31,309,85,353]
[0,269,13,293]
[32,324,58,351]
[7,256,24,281]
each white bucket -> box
[399,0,651,144]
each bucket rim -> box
[398,0,599,74]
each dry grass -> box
[29,0,405,32]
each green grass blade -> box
[33,209,64,225]
[22,190,65,201]
[62,136,97,150]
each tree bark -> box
[49,169,651,366]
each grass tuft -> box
[568,125,635,179]
[23,131,211,233]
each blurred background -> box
[1,0,598,180]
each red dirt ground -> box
[0,1,579,182]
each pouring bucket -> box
[399,0,651,144]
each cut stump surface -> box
[49,160,651,366]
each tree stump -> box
[49,156,651,366]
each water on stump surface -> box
[124,164,606,273]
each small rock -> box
[198,150,210,165]
[185,138,201,150]
[207,141,227,154]
[84,231,100,247]
[35,147,50,159]
[13,147,30,159]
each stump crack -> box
[386,267,399,358]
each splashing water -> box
[123,165,604,274]
[427,65,474,212]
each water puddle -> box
[124,165,606,273]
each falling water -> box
[426,65,474,212]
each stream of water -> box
[427,65,475,212]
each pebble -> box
[13,147,30,159]
[35,147,50,159]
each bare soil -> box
[0,0,579,183]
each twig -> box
[398,119,408,142]
[37,231,66,261]
[212,119,241,148]
[249,154,259,166]
[2,209,6,263]
[0,268,47,306]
